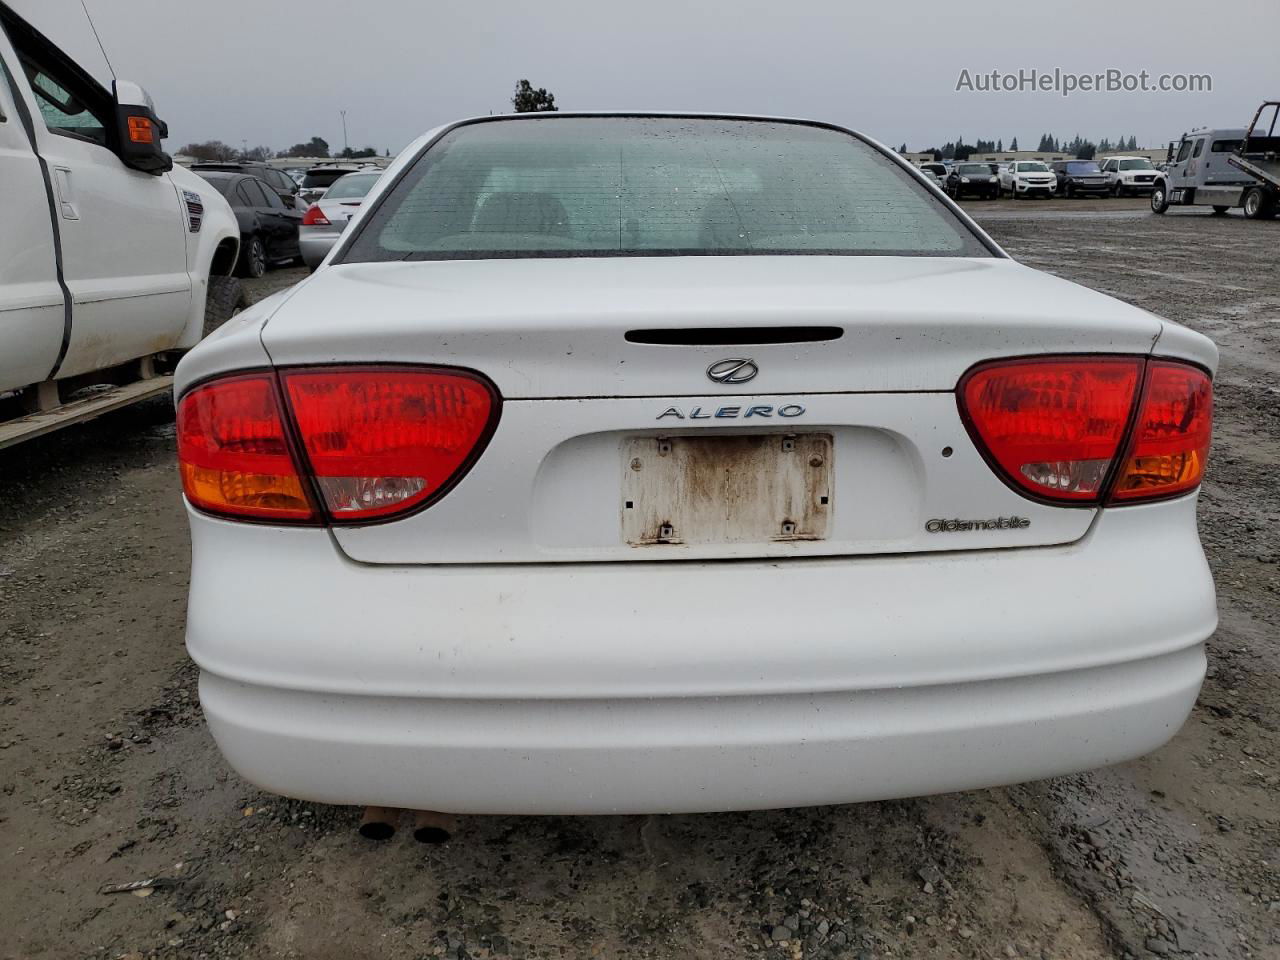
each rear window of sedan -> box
[301,169,358,189]
[322,172,380,200]
[340,116,993,262]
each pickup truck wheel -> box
[237,235,267,279]
[1150,184,1169,214]
[202,276,249,337]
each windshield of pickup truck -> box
[1117,159,1155,170]
[1015,162,1049,172]
[340,117,992,261]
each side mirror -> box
[113,80,172,175]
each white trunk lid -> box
[261,255,1164,564]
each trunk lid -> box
[261,255,1163,564]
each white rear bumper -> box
[187,497,1215,813]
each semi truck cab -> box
[1152,119,1278,219]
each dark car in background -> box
[191,171,303,278]
[191,161,304,209]
[1051,160,1110,198]
[945,162,1000,199]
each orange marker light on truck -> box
[127,115,154,144]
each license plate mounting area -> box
[621,433,832,546]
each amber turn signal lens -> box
[177,374,317,522]
[1112,361,1212,501]
[127,115,154,144]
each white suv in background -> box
[1101,156,1160,196]
[917,161,948,189]
[999,161,1057,199]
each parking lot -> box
[1,201,1277,960]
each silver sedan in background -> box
[299,171,383,270]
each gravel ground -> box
[1,206,1277,960]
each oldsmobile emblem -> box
[706,358,758,384]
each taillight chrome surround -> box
[958,354,1212,507]
[177,365,502,526]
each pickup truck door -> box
[2,14,190,381]
[0,45,63,393]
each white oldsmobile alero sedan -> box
[176,114,1217,815]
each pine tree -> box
[1010,137,1018,151]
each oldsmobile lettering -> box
[656,404,805,421]
[926,516,1031,533]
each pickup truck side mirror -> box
[112,80,172,175]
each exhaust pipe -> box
[358,806,399,840]
[412,810,458,844]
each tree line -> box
[177,138,390,162]
[177,79,559,163]
[914,133,1142,161]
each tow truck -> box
[1152,101,1280,220]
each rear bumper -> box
[201,645,1203,814]
[187,498,1216,813]
[299,229,341,268]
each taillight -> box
[177,374,317,522]
[281,368,497,521]
[959,355,1211,505]
[1112,361,1212,501]
[301,204,330,226]
[177,367,499,524]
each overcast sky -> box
[12,0,1276,155]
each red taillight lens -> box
[177,367,499,524]
[281,367,497,521]
[959,355,1211,505]
[301,204,330,226]
[960,357,1143,501]
[1112,361,1212,501]
[177,374,316,522]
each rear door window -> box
[236,181,262,207]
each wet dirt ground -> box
[1,207,1277,960]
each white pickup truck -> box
[0,2,240,448]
